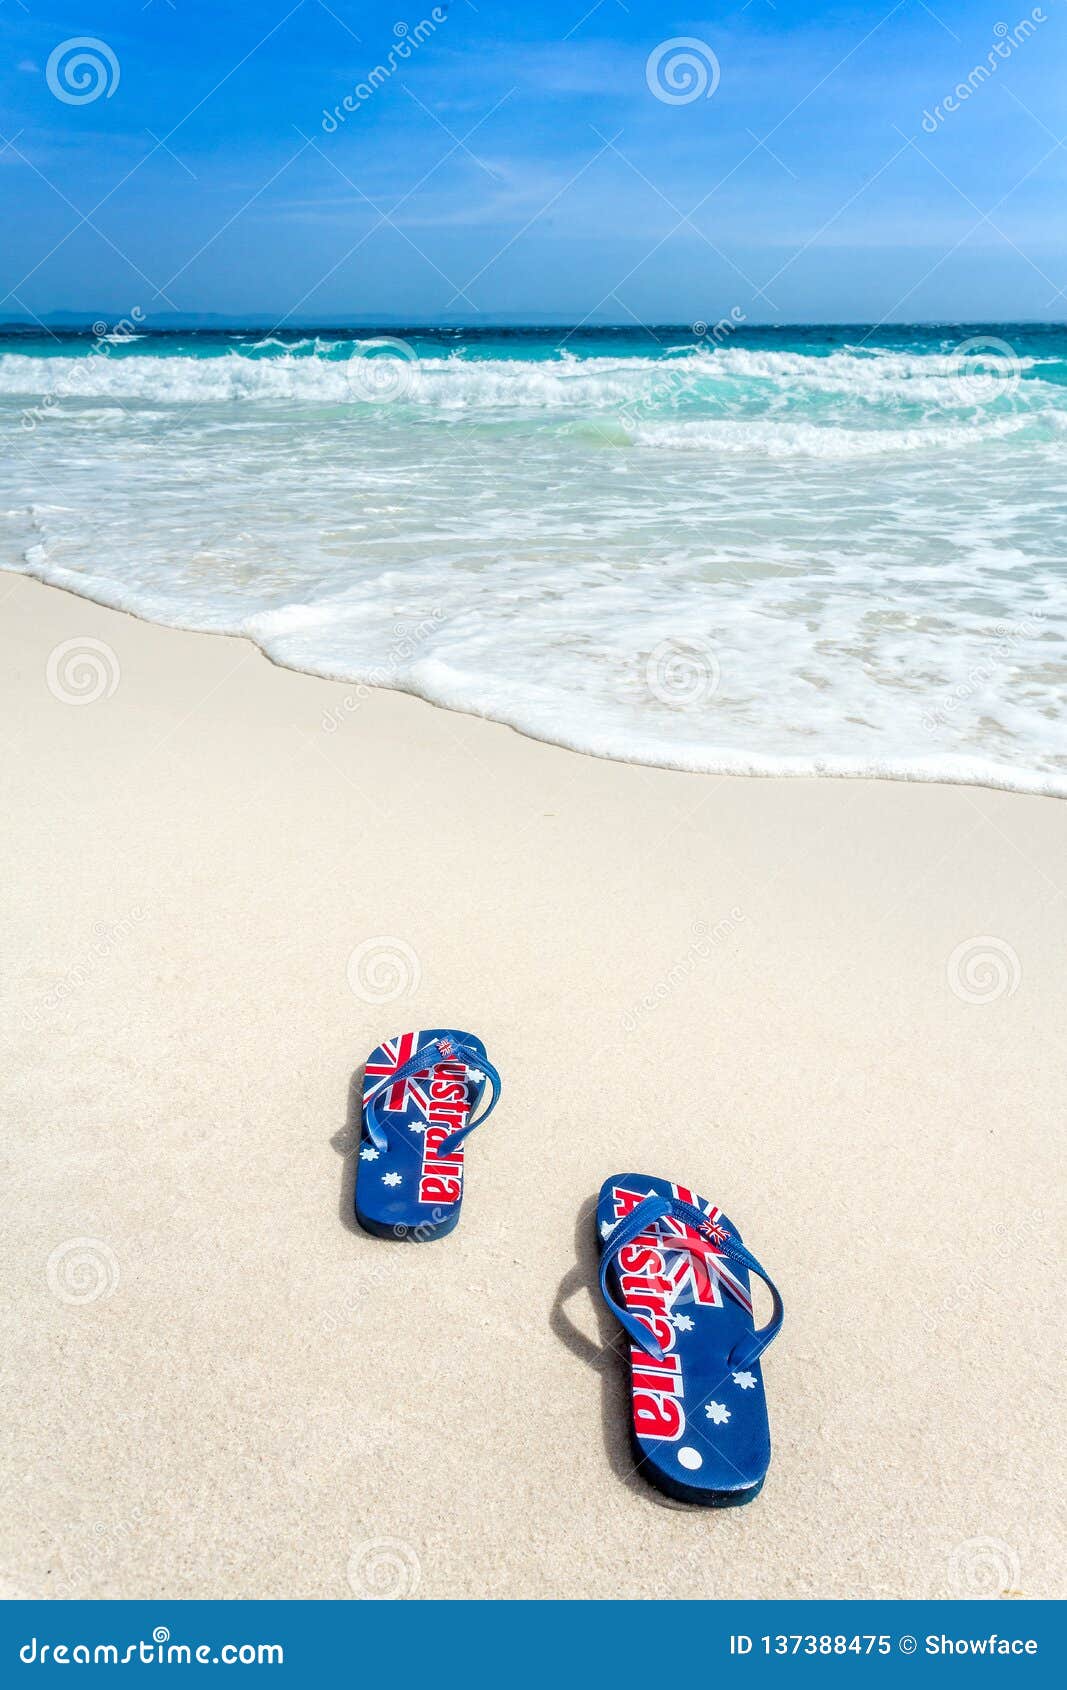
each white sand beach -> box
[1,569,1063,1600]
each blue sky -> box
[1,0,1065,322]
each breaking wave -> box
[2,328,1065,794]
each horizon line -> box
[3,315,1066,331]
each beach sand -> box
[1,568,1063,1601]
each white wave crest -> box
[1,343,1056,413]
[628,414,1032,458]
[0,348,680,407]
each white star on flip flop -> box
[733,1370,757,1390]
[705,1401,730,1426]
[407,1120,426,1134]
[600,1220,616,1239]
[382,1171,402,1187]
[671,1313,694,1332]
[359,1147,379,1161]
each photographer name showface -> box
[729,1634,1040,1658]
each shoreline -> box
[5,563,1064,801]
[2,570,1063,1599]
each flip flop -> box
[596,1173,783,1506]
[355,1028,501,1240]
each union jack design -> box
[363,1032,431,1113]
[612,1180,753,1318]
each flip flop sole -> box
[629,1453,766,1509]
[355,1207,463,1243]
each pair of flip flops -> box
[355,1026,784,1507]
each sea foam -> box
[2,331,1065,795]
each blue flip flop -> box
[596,1174,783,1506]
[355,1028,501,1240]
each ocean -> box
[2,322,1064,794]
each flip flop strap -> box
[362,1034,500,1153]
[599,1192,784,1369]
[435,1047,502,1154]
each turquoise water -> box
[2,322,1065,791]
